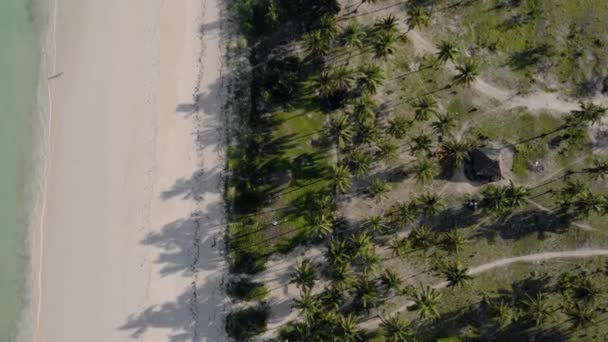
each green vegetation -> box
[222,0,608,340]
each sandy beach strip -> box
[31,0,227,341]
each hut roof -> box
[469,147,502,179]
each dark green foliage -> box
[225,305,269,341]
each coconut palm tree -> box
[348,148,373,176]
[327,114,353,150]
[304,30,330,59]
[431,112,457,137]
[490,300,520,328]
[583,158,608,181]
[453,59,479,88]
[380,268,404,295]
[441,261,472,288]
[410,134,434,155]
[319,14,339,40]
[380,315,411,342]
[331,66,355,93]
[308,212,334,238]
[364,214,387,235]
[409,225,436,250]
[293,289,320,319]
[292,259,317,291]
[413,158,439,185]
[505,181,530,209]
[351,232,374,260]
[416,192,445,216]
[369,178,390,202]
[389,236,409,257]
[406,6,430,31]
[319,286,345,311]
[391,201,419,228]
[565,302,597,329]
[553,180,587,208]
[441,230,466,255]
[327,238,351,267]
[411,96,438,122]
[374,15,399,34]
[480,184,510,214]
[435,40,459,65]
[342,20,366,53]
[336,314,361,341]
[387,116,411,139]
[573,190,604,217]
[353,95,377,123]
[332,264,356,291]
[355,277,379,311]
[358,120,382,146]
[411,285,441,320]
[329,163,353,193]
[522,293,553,327]
[372,30,399,60]
[357,63,385,95]
[312,71,334,99]
[376,138,399,163]
[568,101,608,126]
[440,139,471,170]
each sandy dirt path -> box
[360,248,608,330]
[33,0,227,341]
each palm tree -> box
[552,180,587,208]
[480,184,510,214]
[327,114,353,150]
[332,264,356,291]
[351,232,374,260]
[348,148,372,176]
[353,95,377,123]
[441,261,472,288]
[431,112,457,137]
[410,134,434,155]
[406,6,430,31]
[583,158,608,180]
[573,190,604,217]
[522,293,553,327]
[409,225,436,250]
[329,163,353,193]
[319,14,338,40]
[380,315,411,342]
[342,20,366,52]
[319,286,344,311]
[355,277,379,311]
[413,158,439,185]
[391,201,419,228]
[372,30,399,59]
[357,64,385,95]
[380,268,404,295]
[490,300,520,328]
[369,178,390,202]
[435,40,459,65]
[293,289,320,319]
[389,236,409,257]
[506,182,530,208]
[440,139,471,170]
[358,120,382,146]
[441,230,466,255]
[374,14,399,35]
[364,214,387,235]
[411,96,438,122]
[331,66,355,93]
[292,259,317,291]
[453,59,479,88]
[565,302,597,329]
[304,30,330,59]
[336,314,361,341]
[308,213,334,238]
[327,239,351,266]
[376,138,399,163]
[416,192,445,216]
[411,286,441,320]
[312,71,334,99]
[387,116,411,139]
[568,101,608,126]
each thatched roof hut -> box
[466,146,503,182]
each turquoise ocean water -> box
[0,0,45,340]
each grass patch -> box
[227,277,269,302]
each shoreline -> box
[27,0,228,341]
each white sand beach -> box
[32,0,226,341]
